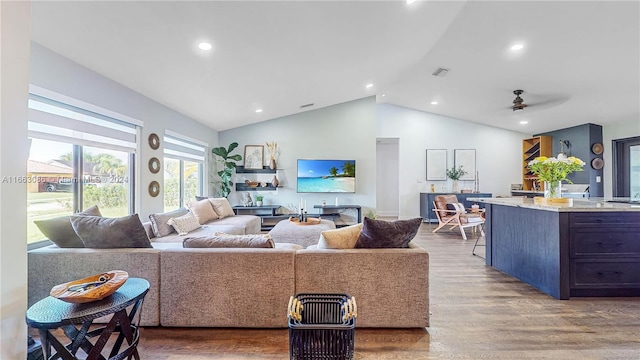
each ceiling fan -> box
[511,90,527,111]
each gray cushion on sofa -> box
[355,217,422,248]
[183,235,275,248]
[149,208,188,237]
[34,205,102,248]
[71,214,152,248]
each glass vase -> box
[452,180,459,193]
[544,181,562,199]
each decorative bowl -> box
[50,270,129,303]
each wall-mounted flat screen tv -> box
[297,159,356,193]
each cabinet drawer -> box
[570,228,640,257]
[571,259,640,288]
[570,212,640,227]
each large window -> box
[27,92,139,244]
[163,132,207,211]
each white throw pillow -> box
[188,198,219,224]
[208,198,236,218]
[167,212,201,235]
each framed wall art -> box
[244,145,264,170]
[426,149,447,180]
[454,149,476,180]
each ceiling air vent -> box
[432,67,449,77]
[300,103,314,109]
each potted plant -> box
[212,142,242,198]
[527,155,585,198]
[446,166,467,193]
[255,195,264,207]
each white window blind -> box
[28,94,138,153]
[164,131,207,162]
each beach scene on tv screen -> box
[297,160,356,193]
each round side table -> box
[26,278,149,360]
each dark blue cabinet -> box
[420,192,492,223]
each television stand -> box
[313,204,362,227]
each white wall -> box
[219,97,376,221]
[377,103,529,218]
[603,118,640,197]
[29,43,218,220]
[1,1,30,358]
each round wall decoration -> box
[591,157,604,170]
[148,133,160,150]
[148,157,161,174]
[148,181,160,197]
[591,142,603,155]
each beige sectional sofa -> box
[28,241,429,328]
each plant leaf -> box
[228,154,242,161]
[228,142,239,153]
[212,147,228,158]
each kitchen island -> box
[470,197,640,299]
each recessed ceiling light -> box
[430,101,438,105]
[381,94,386,97]
[366,83,374,89]
[519,120,528,125]
[255,109,263,113]
[510,43,524,51]
[198,42,212,51]
[406,0,417,4]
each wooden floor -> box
[38,222,640,359]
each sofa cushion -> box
[188,198,219,224]
[208,198,235,218]
[183,234,275,248]
[149,208,189,237]
[70,214,152,248]
[355,217,422,248]
[167,212,201,236]
[34,205,102,248]
[318,223,363,249]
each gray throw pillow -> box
[149,208,189,237]
[183,234,274,248]
[34,205,102,248]
[355,217,422,248]
[70,214,152,248]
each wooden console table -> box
[26,278,149,360]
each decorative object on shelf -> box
[527,154,585,199]
[212,142,242,198]
[289,216,321,225]
[591,142,604,155]
[430,184,435,193]
[244,180,259,187]
[148,133,160,150]
[474,171,480,193]
[446,166,468,193]
[426,149,447,180]
[244,145,264,170]
[261,182,268,187]
[255,195,264,207]
[591,157,604,170]
[241,192,253,207]
[50,270,128,303]
[149,181,160,197]
[271,175,279,188]
[266,141,278,170]
[148,157,161,174]
[454,149,476,180]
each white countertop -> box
[467,197,640,212]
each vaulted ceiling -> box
[31,1,639,134]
